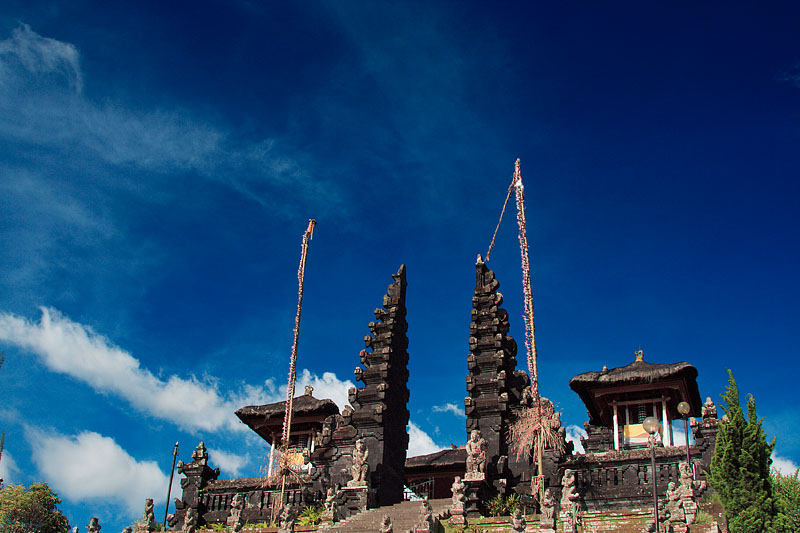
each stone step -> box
[321,498,450,532]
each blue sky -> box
[1,1,799,528]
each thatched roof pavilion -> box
[569,350,702,449]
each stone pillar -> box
[662,399,671,447]
[465,256,530,496]
[613,403,620,450]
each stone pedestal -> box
[463,478,485,518]
[339,485,374,518]
[449,508,465,526]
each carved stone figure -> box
[450,475,465,511]
[191,442,208,465]
[321,487,337,522]
[86,518,101,533]
[560,469,579,507]
[349,438,369,486]
[182,507,197,533]
[277,502,297,533]
[227,493,245,532]
[701,397,717,419]
[520,385,534,407]
[465,430,487,478]
[415,498,434,533]
[665,481,685,523]
[379,515,393,533]
[540,488,556,530]
[139,498,155,531]
[511,508,526,532]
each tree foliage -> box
[0,482,70,533]
[772,468,800,533]
[707,370,775,532]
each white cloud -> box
[295,369,355,412]
[208,448,249,477]
[772,452,799,475]
[407,422,445,457]
[431,403,466,419]
[671,420,695,446]
[0,451,21,485]
[0,24,340,214]
[27,429,178,517]
[0,23,82,92]
[0,307,359,435]
[565,425,587,455]
[0,307,276,433]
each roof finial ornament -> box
[635,349,644,362]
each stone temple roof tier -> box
[569,354,702,427]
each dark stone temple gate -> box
[168,258,720,529]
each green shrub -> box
[484,493,520,516]
[297,504,324,526]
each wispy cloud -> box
[432,403,466,419]
[0,23,341,213]
[0,451,20,485]
[778,61,800,89]
[27,428,178,518]
[0,23,82,92]
[0,307,354,434]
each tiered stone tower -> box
[348,264,411,506]
[465,256,530,495]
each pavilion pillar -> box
[268,438,276,477]
[661,399,671,446]
[612,403,620,450]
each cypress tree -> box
[707,370,775,532]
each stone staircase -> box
[320,498,450,533]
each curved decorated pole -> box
[277,219,316,516]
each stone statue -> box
[379,515,393,533]
[227,493,245,532]
[540,488,556,530]
[450,475,465,511]
[560,469,579,508]
[191,442,208,466]
[182,507,197,533]
[415,498,434,533]
[511,508,526,532]
[139,498,155,531]
[86,518,101,533]
[277,502,297,533]
[349,438,369,486]
[321,486,337,522]
[701,397,717,419]
[465,429,487,478]
[520,385,534,407]
[664,481,685,523]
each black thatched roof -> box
[569,355,702,426]
[404,448,466,471]
[235,394,340,422]
[570,360,698,391]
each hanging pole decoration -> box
[282,219,317,446]
[488,159,564,503]
[513,159,538,394]
[273,219,316,522]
